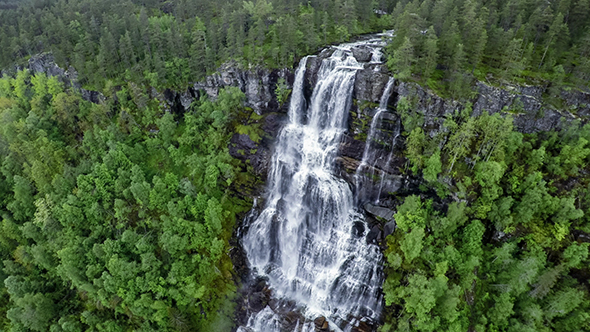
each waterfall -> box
[376,120,401,203]
[241,35,391,332]
[354,78,396,205]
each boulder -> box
[364,203,395,222]
[248,290,269,312]
[351,320,373,332]
[318,48,335,59]
[352,46,373,62]
[384,220,396,237]
[314,316,330,331]
[352,221,365,238]
[366,225,382,244]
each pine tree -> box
[438,20,461,64]
[98,30,118,78]
[449,43,469,99]
[539,12,566,69]
[502,38,525,81]
[421,27,438,79]
[389,37,415,81]
[118,31,136,69]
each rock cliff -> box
[10,48,590,332]
[11,51,590,198]
[1,53,105,104]
[294,49,590,203]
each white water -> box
[241,35,391,332]
[376,120,401,203]
[354,77,396,205]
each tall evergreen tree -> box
[389,36,415,81]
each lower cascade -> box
[240,35,393,332]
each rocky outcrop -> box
[28,53,73,81]
[354,65,392,103]
[314,316,330,331]
[562,89,590,117]
[193,62,293,115]
[352,46,373,62]
[4,53,106,104]
[364,203,395,222]
[395,80,585,136]
[364,204,397,244]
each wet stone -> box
[314,316,329,331]
[364,203,395,222]
[384,220,396,238]
[366,225,382,244]
[352,221,365,237]
[351,320,373,332]
[351,46,373,62]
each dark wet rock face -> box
[395,80,584,138]
[352,46,373,62]
[364,204,395,222]
[262,112,288,138]
[354,67,391,103]
[366,225,383,245]
[339,135,366,161]
[229,134,271,178]
[384,221,396,238]
[192,64,293,115]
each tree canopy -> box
[0,69,253,331]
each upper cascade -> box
[240,34,392,332]
[355,77,396,205]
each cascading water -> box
[375,120,402,203]
[354,78,396,205]
[240,35,392,332]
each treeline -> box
[2,0,589,98]
[0,0,394,91]
[0,69,257,331]
[381,96,590,331]
[385,0,590,99]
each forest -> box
[383,100,590,331]
[0,69,254,330]
[0,0,589,331]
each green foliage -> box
[384,0,590,97]
[388,101,590,332]
[389,37,415,80]
[0,72,250,331]
[274,77,292,107]
[0,0,392,91]
[423,150,442,183]
[405,127,426,173]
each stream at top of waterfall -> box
[238,32,397,332]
